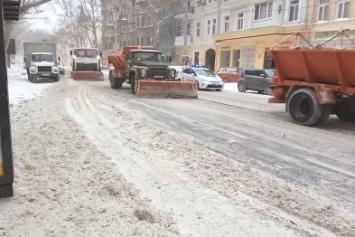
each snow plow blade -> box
[70,71,104,81]
[136,81,198,98]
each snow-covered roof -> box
[32,52,53,55]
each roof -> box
[2,0,20,21]
[32,52,53,55]
[130,49,160,53]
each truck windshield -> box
[32,54,53,62]
[74,49,99,58]
[134,52,162,62]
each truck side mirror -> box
[23,58,26,63]
[70,50,72,56]
[58,56,61,61]
[100,52,103,57]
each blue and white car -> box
[182,66,224,91]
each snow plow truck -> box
[269,29,355,126]
[107,46,198,98]
[70,47,104,81]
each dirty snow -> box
[1,75,355,237]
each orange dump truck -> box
[269,30,355,126]
[107,46,198,98]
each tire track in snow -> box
[65,84,307,237]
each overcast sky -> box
[30,3,60,32]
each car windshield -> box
[265,70,275,78]
[74,49,99,58]
[195,69,215,76]
[134,52,162,61]
[32,54,53,62]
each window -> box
[196,22,201,37]
[176,19,182,36]
[207,20,211,34]
[224,16,230,32]
[319,0,329,21]
[338,0,350,19]
[289,0,299,22]
[212,19,216,34]
[237,13,244,30]
[254,2,273,20]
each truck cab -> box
[126,49,175,80]
[70,48,102,72]
[26,52,59,83]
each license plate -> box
[42,74,49,76]
[153,75,164,79]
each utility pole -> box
[183,0,188,55]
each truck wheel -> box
[53,76,60,82]
[109,71,122,89]
[335,98,355,122]
[129,74,138,94]
[29,74,37,83]
[288,88,331,126]
[110,78,123,89]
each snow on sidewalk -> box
[6,65,53,108]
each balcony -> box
[175,35,192,46]
[175,7,194,18]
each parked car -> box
[217,67,244,83]
[237,69,275,95]
[57,63,65,75]
[182,66,224,91]
[168,65,186,81]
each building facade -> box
[101,0,160,53]
[189,0,354,72]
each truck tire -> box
[130,74,137,94]
[334,97,355,122]
[110,77,123,89]
[29,74,37,83]
[109,71,123,89]
[53,76,60,82]
[287,88,331,126]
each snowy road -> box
[68,78,355,236]
[3,74,355,237]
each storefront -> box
[0,0,20,198]
[214,25,301,70]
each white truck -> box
[70,48,103,80]
[23,42,60,83]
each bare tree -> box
[56,0,101,48]
[56,0,82,47]
[78,0,102,48]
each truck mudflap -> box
[135,80,198,98]
[70,71,104,81]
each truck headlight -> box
[52,67,59,73]
[29,66,36,73]
[141,68,147,77]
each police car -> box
[181,65,224,91]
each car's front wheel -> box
[238,82,246,92]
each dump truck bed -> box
[271,49,355,93]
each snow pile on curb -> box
[7,65,53,108]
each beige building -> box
[189,0,355,72]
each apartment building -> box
[101,0,160,53]
[191,0,354,71]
